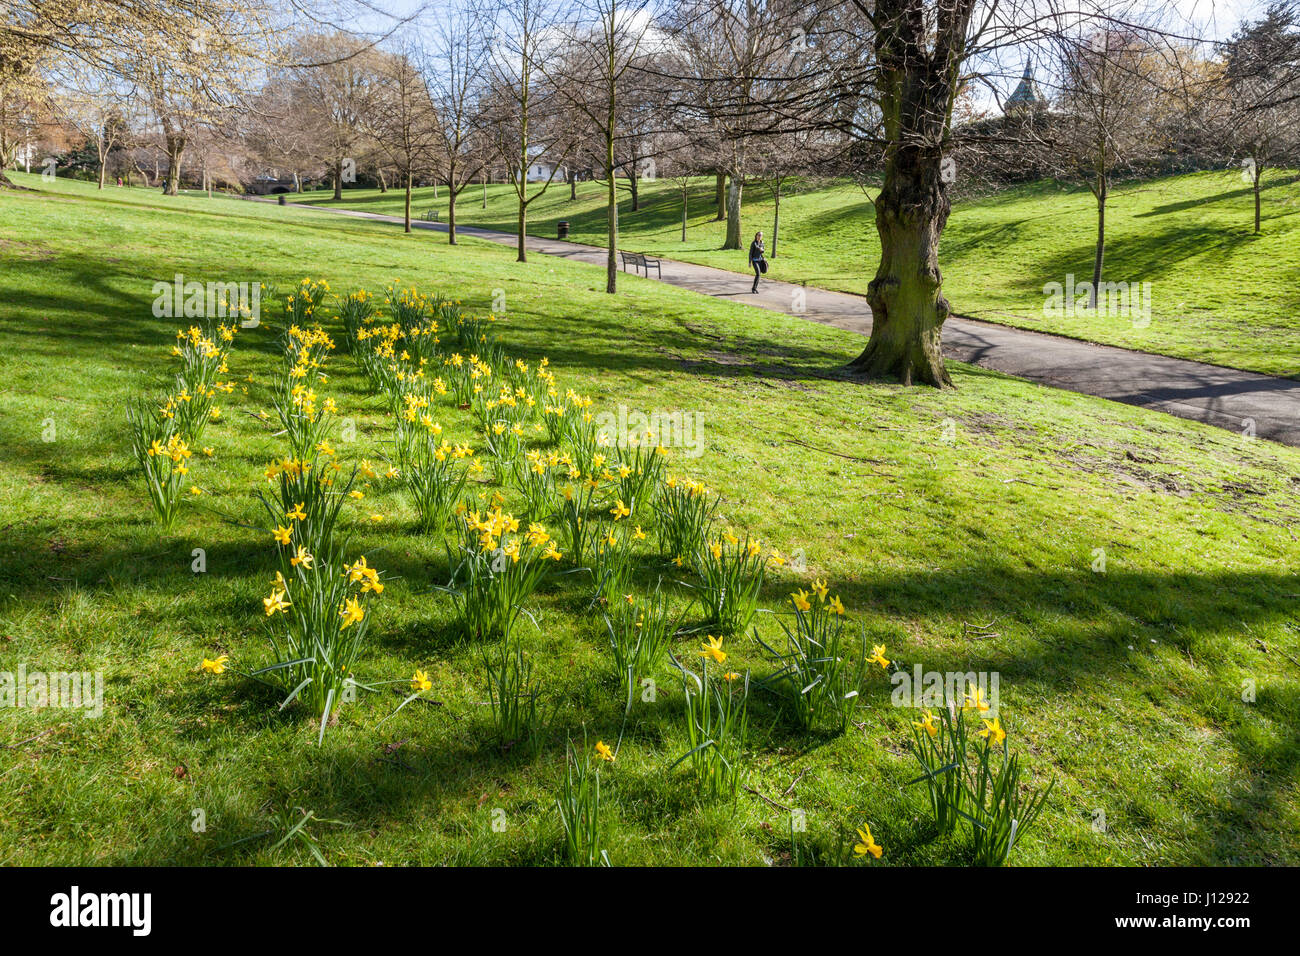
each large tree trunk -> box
[569,167,577,200]
[681,187,688,241]
[377,166,388,193]
[846,0,976,388]
[715,172,726,220]
[163,134,186,196]
[628,168,640,211]
[333,156,343,200]
[847,153,952,387]
[723,176,742,249]
[448,185,457,244]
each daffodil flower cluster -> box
[694,529,778,634]
[440,506,562,640]
[284,277,329,325]
[128,321,239,527]
[755,581,869,733]
[406,432,476,533]
[255,315,382,744]
[655,474,719,562]
[906,692,1053,865]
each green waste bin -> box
[557,221,569,239]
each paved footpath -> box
[262,199,1300,447]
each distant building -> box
[1005,59,1048,113]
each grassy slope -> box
[1,174,1298,866]
[304,169,1300,379]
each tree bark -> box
[403,167,412,233]
[163,134,185,196]
[715,171,726,220]
[606,136,618,293]
[569,167,577,200]
[771,184,780,258]
[517,196,527,262]
[1090,177,1107,308]
[845,0,976,388]
[681,187,688,241]
[628,168,640,211]
[847,154,952,386]
[377,166,388,193]
[449,187,457,244]
[1253,164,1262,234]
[723,176,742,249]
[333,156,343,200]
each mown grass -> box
[1,173,1298,866]
[303,168,1300,379]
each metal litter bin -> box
[557,220,569,239]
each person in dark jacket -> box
[749,232,765,293]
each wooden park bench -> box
[619,250,662,279]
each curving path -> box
[251,197,1300,447]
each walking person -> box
[749,231,766,293]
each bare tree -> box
[546,0,655,290]
[486,0,572,262]
[1043,27,1162,307]
[427,4,491,244]
[53,64,132,188]
[1219,3,1300,234]
[660,0,810,250]
[367,42,441,233]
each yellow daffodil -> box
[699,634,726,664]
[964,683,990,713]
[263,589,291,616]
[915,709,938,738]
[978,716,1006,747]
[411,669,432,692]
[791,589,812,612]
[868,644,890,669]
[594,740,615,762]
[200,655,229,675]
[853,825,883,859]
[339,597,365,629]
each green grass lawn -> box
[302,168,1300,379]
[2,173,1298,866]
